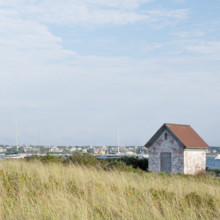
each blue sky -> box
[0,0,220,146]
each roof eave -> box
[144,124,166,148]
[184,146,209,149]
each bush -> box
[25,153,64,163]
[120,157,148,171]
[64,152,99,166]
[25,152,148,172]
[101,157,148,170]
[206,167,220,177]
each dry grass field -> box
[0,160,220,220]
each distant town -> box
[0,144,148,156]
[0,144,219,157]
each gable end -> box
[145,124,184,148]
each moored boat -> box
[4,153,27,160]
[215,154,220,160]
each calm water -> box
[206,156,220,170]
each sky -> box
[0,0,220,146]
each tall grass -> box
[0,160,220,219]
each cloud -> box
[1,46,220,145]
[0,1,189,26]
[144,8,189,20]
[164,38,220,60]
[0,7,76,83]
[172,0,186,4]
[0,0,153,9]
[0,1,191,82]
[184,41,220,56]
[171,30,204,38]
[0,1,219,145]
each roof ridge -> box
[165,123,191,126]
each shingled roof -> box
[145,123,209,148]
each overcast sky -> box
[0,0,220,146]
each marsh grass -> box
[0,160,220,220]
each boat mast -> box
[117,128,120,154]
[15,120,19,152]
[38,130,40,155]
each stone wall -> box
[184,149,206,174]
[148,130,184,173]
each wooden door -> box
[160,153,171,173]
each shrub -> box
[25,152,149,172]
[206,167,220,176]
[100,157,148,172]
[64,152,99,166]
[25,153,64,163]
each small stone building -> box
[145,123,209,174]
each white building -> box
[49,147,63,153]
[0,148,6,153]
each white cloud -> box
[145,8,189,20]
[1,45,220,145]
[0,1,189,26]
[0,1,219,145]
[171,30,204,38]
[82,0,153,9]
[165,39,220,60]
[0,0,153,9]
[172,0,186,4]
[0,7,76,82]
[0,0,191,82]
[184,41,220,56]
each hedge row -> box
[25,152,149,172]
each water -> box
[206,156,220,170]
[98,155,123,159]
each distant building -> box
[93,146,106,155]
[206,149,211,154]
[49,147,63,153]
[0,148,6,153]
[145,123,209,175]
[82,149,87,153]
[70,147,76,152]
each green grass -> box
[0,160,220,219]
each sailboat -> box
[4,121,26,159]
[115,129,122,156]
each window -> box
[165,133,168,140]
